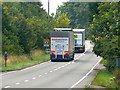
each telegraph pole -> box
[48,0,50,22]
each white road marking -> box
[58,67,61,69]
[61,66,65,68]
[39,75,42,77]
[15,82,20,85]
[54,69,58,71]
[49,71,53,72]
[68,62,71,65]
[4,86,11,88]
[24,80,29,82]
[44,73,47,75]
[71,58,102,88]
[65,64,68,66]
[32,77,36,80]
[72,62,74,64]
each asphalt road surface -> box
[1,40,102,88]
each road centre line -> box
[32,77,36,80]
[49,71,53,72]
[39,75,42,77]
[54,69,58,71]
[15,82,20,85]
[4,86,11,88]
[44,73,47,75]
[24,80,29,82]
[70,58,102,88]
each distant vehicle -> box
[50,28,74,61]
[73,29,85,53]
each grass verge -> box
[91,69,116,88]
[0,53,50,71]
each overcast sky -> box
[40,0,69,15]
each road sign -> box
[43,38,50,47]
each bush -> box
[113,68,120,89]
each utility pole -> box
[48,0,50,22]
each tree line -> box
[2,2,70,55]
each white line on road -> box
[44,73,47,75]
[58,67,61,69]
[49,71,53,73]
[70,58,102,88]
[32,77,36,80]
[24,80,29,82]
[72,61,74,64]
[54,69,58,71]
[15,82,20,85]
[4,86,11,88]
[39,75,42,77]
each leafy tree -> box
[56,13,70,28]
[89,2,119,71]
[56,2,98,28]
[2,2,54,56]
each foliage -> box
[89,2,119,71]
[2,2,54,55]
[113,69,120,89]
[56,13,70,28]
[56,2,99,38]
[1,53,50,71]
[56,2,99,28]
[92,69,116,88]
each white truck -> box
[73,29,85,53]
[50,28,74,61]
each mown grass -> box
[0,50,50,71]
[91,69,116,88]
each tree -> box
[89,2,119,71]
[2,2,54,55]
[56,13,70,28]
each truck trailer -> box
[50,28,74,61]
[73,29,85,53]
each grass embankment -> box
[0,50,50,71]
[91,69,116,88]
[91,59,116,88]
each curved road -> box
[1,40,102,88]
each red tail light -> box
[50,53,55,56]
[50,51,55,56]
[64,53,69,56]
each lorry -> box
[50,28,74,61]
[73,29,85,53]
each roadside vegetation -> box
[92,69,115,88]
[88,2,119,89]
[0,50,49,71]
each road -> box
[1,40,102,89]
